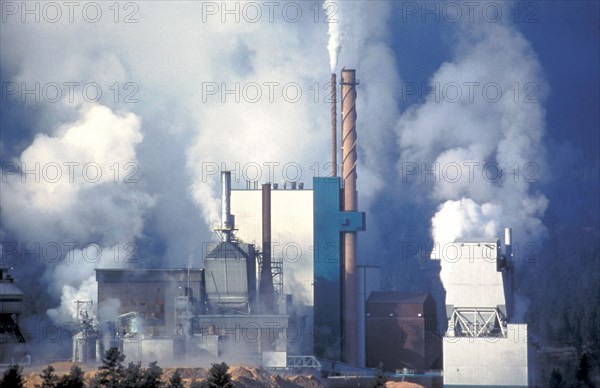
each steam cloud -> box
[396,20,549,305]
[0,1,554,357]
[1,105,153,324]
[323,1,341,72]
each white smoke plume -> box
[0,3,335,338]
[185,2,400,227]
[1,105,153,243]
[45,244,136,323]
[323,1,341,72]
[1,104,153,324]
[2,0,400,253]
[396,18,549,297]
[1,1,399,347]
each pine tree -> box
[548,368,565,388]
[97,347,126,387]
[575,353,593,387]
[167,369,184,388]
[38,364,59,388]
[207,362,234,388]
[141,361,163,388]
[56,365,85,388]
[0,364,24,388]
[373,361,387,388]
[122,362,144,388]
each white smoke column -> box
[396,17,549,308]
[1,1,403,326]
[1,105,153,324]
[431,198,501,286]
[323,1,341,72]
[1,105,153,242]
[98,298,122,322]
[330,0,401,205]
[185,10,333,228]
[45,244,136,323]
[47,275,98,323]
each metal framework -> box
[272,256,283,295]
[73,299,100,363]
[257,253,284,295]
[74,300,93,323]
[286,355,322,370]
[175,296,193,335]
[447,307,506,338]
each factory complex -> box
[1,69,533,387]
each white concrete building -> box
[231,187,314,304]
[435,230,534,387]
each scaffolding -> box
[272,256,283,295]
[257,252,284,295]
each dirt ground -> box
[22,362,323,388]
[21,362,424,387]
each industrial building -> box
[437,230,535,387]
[231,177,378,362]
[92,173,293,365]
[66,67,531,387]
[366,292,441,372]
[0,267,26,365]
[77,69,373,368]
[230,70,370,365]
[97,269,205,337]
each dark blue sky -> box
[390,0,599,229]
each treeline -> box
[524,230,599,387]
[0,347,234,388]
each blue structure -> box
[313,177,365,360]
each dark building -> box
[95,262,290,362]
[96,268,205,336]
[0,267,26,363]
[366,292,442,372]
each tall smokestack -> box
[260,183,274,313]
[331,73,337,177]
[220,171,234,242]
[341,68,359,365]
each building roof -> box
[96,268,204,282]
[0,281,24,299]
[205,241,253,260]
[454,237,500,244]
[367,292,431,305]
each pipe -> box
[331,73,337,177]
[221,171,234,242]
[504,227,512,260]
[504,226,513,319]
[260,183,274,313]
[341,68,359,365]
